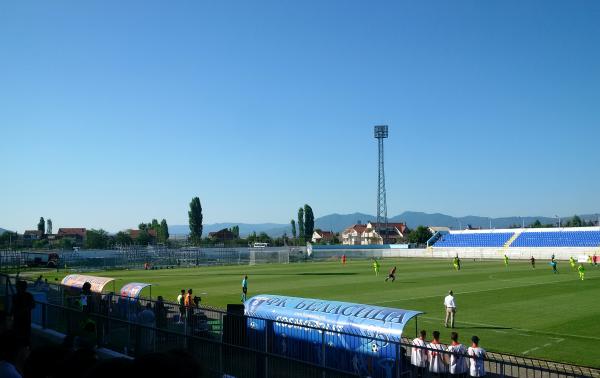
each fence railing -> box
[2,274,599,378]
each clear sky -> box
[1,1,599,233]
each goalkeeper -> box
[372,258,380,276]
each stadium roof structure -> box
[119,282,153,301]
[61,274,115,293]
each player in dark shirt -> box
[385,266,397,282]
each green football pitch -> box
[39,258,600,367]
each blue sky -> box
[1,1,599,232]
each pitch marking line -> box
[417,316,600,342]
[372,275,599,305]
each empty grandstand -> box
[429,227,600,260]
[433,232,514,247]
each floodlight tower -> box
[374,125,389,239]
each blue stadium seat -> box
[511,231,600,247]
[433,233,514,247]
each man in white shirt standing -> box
[444,290,456,328]
[447,331,468,377]
[468,335,486,377]
[411,330,428,377]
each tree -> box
[189,197,203,245]
[297,208,305,243]
[136,229,152,245]
[303,204,314,241]
[115,231,133,245]
[59,238,75,250]
[407,226,433,245]
[566,215,583,227]
[290,219,297,240]
[229,225,240,238]
[46,219,53,235]
[85,229,109,249]
[38,217,45,235]
[159,219,170,243]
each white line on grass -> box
[371,275,598,305]
[523,347,539,355]
[417,316,600,342]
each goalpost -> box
[248,248,290,265]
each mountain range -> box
[167,212,600,237]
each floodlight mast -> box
[374,125,389,242]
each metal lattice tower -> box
[374,125,388,239]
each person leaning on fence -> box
[177,289,185,323]
[11,280,35,346]
[444,290,456,328]
[447,332,468,377]
[427,330,448,375]
[410,330,428,377]
[467,335,486,377]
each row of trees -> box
[290,204,314,244]
[37,217,53,235]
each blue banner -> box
[244,295,422,377]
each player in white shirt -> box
[467,335,486,377]
[427,330,448,374]
[444,290,456,328]
[411,330,428,376]
[447,331,468,377]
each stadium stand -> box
[431,228,600,248]
[511,230,600,247]
[433,232,514,247]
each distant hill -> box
[169,212,598,238]
[169,223,290,237]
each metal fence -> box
[1,275,597,378]
[0,247,308,272]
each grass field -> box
[37,258,600,367]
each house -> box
[311,230,335,243]
[364,222,408,244]
[208,228,236,242]
[57,228,86,244]
[129,229,157,239]
[23,230,43,241]
[341,224,367,245]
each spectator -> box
[176,289,185,323]
[12,280,35,345]
[80,282,93,313]
[467,335,486,377]
[447,331,468,377]
[241,275,248,302]
[0,330,28,378]
[444,290,456,328]
[33,276,43,290]
[137,302,156,355]
[410,330,428,377]
[427,330,448,375]
[154,296,167,329]
[184,289,194,328]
